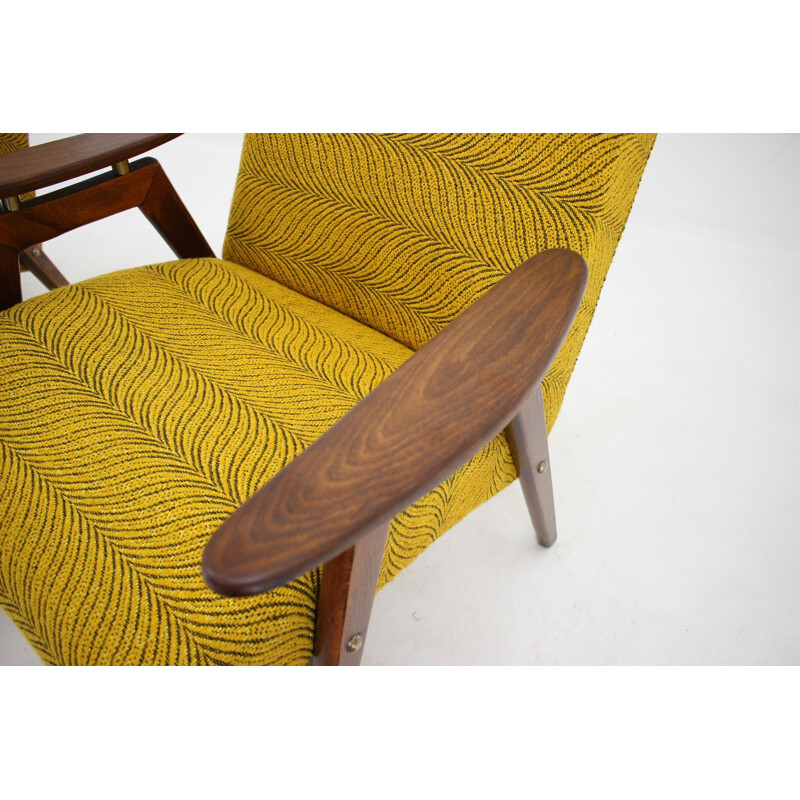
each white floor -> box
[2,133,798,665]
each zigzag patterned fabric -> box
[0,134,655,665]
[0,259,515,664]
[225,133,656,430]
[0,132,28,156]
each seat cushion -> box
[0,258,515,665]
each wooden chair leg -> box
[0,246,22,309]
[0,159,213,313]
[312,521,390,666]
[138,165,214,259]
[506,384,558,548]
[19,245,70,289]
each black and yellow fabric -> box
[224,134,657,432]
[0,132,28,156]
[0,134,655,665]
[0,259,515,664]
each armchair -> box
[0,133,655,665]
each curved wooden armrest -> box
[203,249,588,597]
[0,133,181,197]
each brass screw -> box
[537,460,548,474]
[346,633,363,653]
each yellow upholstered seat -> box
[0,258,514,664]
[0,133,655,664]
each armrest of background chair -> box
[0,133,180,198]
[0,136,213,311]
[202,248,588,597]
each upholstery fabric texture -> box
[0,259,515,665]
[0,133,656,665]
[0,132,29,156]
[224,133,657,431]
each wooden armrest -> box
[0,133,180,197]
[202,248,588,597]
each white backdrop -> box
[2,133,799,664]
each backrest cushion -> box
[223,133,655,428]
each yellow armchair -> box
[0,133,655,665]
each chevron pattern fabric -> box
[0,132,28,156]
[224,133,656,431]
[0,258,515,664]
[0,134,655,665]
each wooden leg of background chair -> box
[313,521,390,666]
[506,384,557,548]
[19,245,69,289]
[138,164,215,259]
[0,245,22,310]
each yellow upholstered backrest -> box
[223,133,656,429]
[0,132,28,156]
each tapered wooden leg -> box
[312,521,390,666]
[19,245,70,288]
[506,384,557,548]
[138,165,215,259]
[0,245,22,310]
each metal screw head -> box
[346,633,363,653]
[31,248,41,257]
[537,460,548,474]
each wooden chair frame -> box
[0,134,587,666]
[19,245,70,289]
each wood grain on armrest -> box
[202,248,588,597]
[0,133,180,197]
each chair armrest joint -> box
[0,133,180,197]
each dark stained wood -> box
[203,249,588,597]
[19,245,70,289]
[0,158,214,311]
[0,133,180,197]
[139,162,214,260]
[313,521,390,666]
[0,246,21,308]
[506,384,557,547]
[0,161,155,255]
